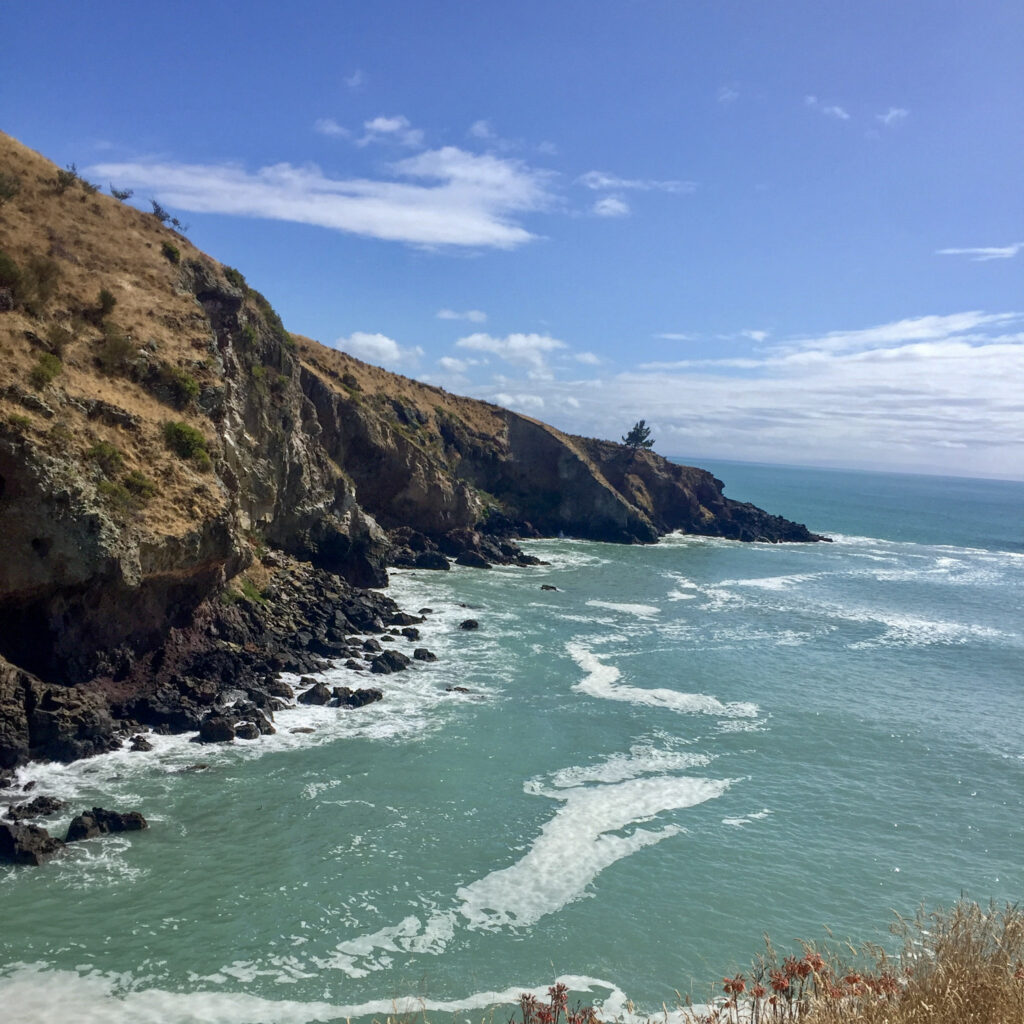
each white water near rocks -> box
[2,463,1022,1023]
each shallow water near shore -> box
[2,463,1022,1023]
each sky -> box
[5,0,1023,479]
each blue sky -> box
[6,1,1023,478]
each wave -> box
[566,642,760,718]
[585,600,661,617]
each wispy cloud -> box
[437,308,487,323]
[654,332,694,341]
[876,107,908,126]
[333,332,423,369]
[578,171,696,193]
[717,84,739,104]
[358,114,425,148]
[456,331,567,375]
[468,119,496,140]
[345,69,365,89]
[89,147,553,249]
[314,118,350,138]
[805,95,850,120]
[937,243,1023,262]
[741,329,770,343]
[592,195,630,217]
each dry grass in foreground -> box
[673,899,1024,1023]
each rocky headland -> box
[0,130,824,803]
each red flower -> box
[722,974,746,996]
[752,985,766,999]
[769,969,790,993]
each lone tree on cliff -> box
[622,420,655,458]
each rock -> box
[265,679,295,699]
[445,685,472,694]
[413,648,437,662]
[362,638,382,653]
[129,735,153,752]
[455,551,491,569]
[418,608,433,615]
[0,821,65,865]
[332,686,383,708]
[297,682,333,705]
[198,714,236,743]
[343,659,364,670]
[413,551,450,570]
[400,627,421,641]
[234,722,260,740]
[540,584,559,591]
[388,612,424,627]
[370,650,411,674]
[459,619,480,631]
[289,727,316,734]
[65,807,148,843]
[298,676,319,688]
[5,795,64,821]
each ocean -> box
[2,462,1022,1023]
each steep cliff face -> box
[0,131,822,767]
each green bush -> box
[123,470,156,502]
[110,186,133,202]
[7,413,31,431]
[16,256,61,315]
[46,323,73,358]
[0,171,21,207]
[96,288,116,319]
[223,266,247,292]
[55,164,78,194]
[163,421,212,470]
[97,322,134,375]
[97,479,135,512]
[0,249,21,296]
[86,440,124,476]
[29,353,62,389]
[150,361,199,408]
[161,241,181,264]
[150,199,170,223]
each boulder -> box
[400,627,420,641]
[362,638,382,653]
[129,735,153,752]
[332,686,384,708]
[413,551,450,570]
[265,679,295,699]
[370,650,411,674]
[455,551,491,569]
[0,821,64,865]
[297,682,333,706]
[234,722,260,740]
[413,648,437,662]
[540,584,559,591]
[65,807,148,843]
[445,685,472,694]
[460,619,480,631]
[198,714,236,743]
[388,612,424,627]
[5,795,64,821]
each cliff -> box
[0,132,822,770]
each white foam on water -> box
[585,599,662,617]
[721,808,772,827]
[0,963,650,1024]
[667,589,697,600]
[834,607,1009,649]
[719,572,821,591]
[539,744,712,789]
[566,642,760,718]
[457,773,729,930]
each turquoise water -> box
[2,464,1022,1023]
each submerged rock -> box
[413,648,437,662]
[333,686,383,708]
[129,735,153,752]
[459,619,479,631]
[65,807,148,843]
[5,795,64,821]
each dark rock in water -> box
[370,650,411,674]
[413,648,437,662]
[344,659,364,670]
[297,682,333,706]
[0,821,64,865]
[540,584,558,591]
[22,781,36,792]
[234,722,260,740]
[266,679,295,700]
[65,807,148,843]
[379,635,395,643]
[418,608,433,615]
[178,763,209,773]
[413,551,450,571]
[5,795,64,821]
[400,627,420,641]
[460,619,479,631]
[362,638,382,653]
[332,686,384,708]
[298,676,319,688]
[130,735,153,752]
[455,551,491,569]
[289,727,316,734]
[388,612,424,627]
[198,714,236,744]
[445,685,472,694]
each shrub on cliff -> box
[0,170,21,208]
[96,322,134,375]
[148,361,199,409]
[86,441,123,477]
[161,241,180,264]
[29,353,62,390]
[163,421,212,471]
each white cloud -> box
[877,107,909,126]
[358,114,425,148]
[438,356,470,373]
[593,195,630,217]
[741,329,770,342]
[655,332,694,341]
[493,392,545,412]
[456,331,567,372]
[437,308,488,323]
[575,351,601,365]
[937,243,1023,262]
[89,148,552,249]
[717,84,739,104]
[537,141,559,156]
[314,118,349,138]
[468,119,496,140]
[805,95,850,120]
[333,331,423,369]
[345,69,365,89]
[578,170,696,193]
